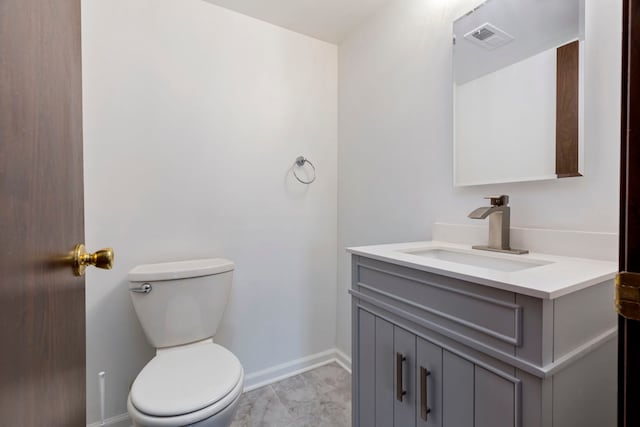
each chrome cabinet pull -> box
[130,283,152,294]
[420,366,431,421]
[396,352,407,402]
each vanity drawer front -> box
[355,257,523,353]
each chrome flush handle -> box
[130,283,152,294]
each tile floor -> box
[231,362,351,427]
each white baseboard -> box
[86,348,352,427]
[86,412,131,427]
[334,348,352,374]
[243,348,350,392]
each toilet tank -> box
[128,258,234,349]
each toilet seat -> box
[128,343,244,427]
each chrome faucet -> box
[468,195,528,254]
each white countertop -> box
[347,241,617,299]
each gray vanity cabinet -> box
[355,307,518,427]
[351,254,617,427]
[356,309,422,427]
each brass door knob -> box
[72,244,114,276]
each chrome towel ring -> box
[293,156,316,184]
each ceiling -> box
[203,0,393,44]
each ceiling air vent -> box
[464,23,514,50]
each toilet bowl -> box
[127,341,244,427]
[127,259,242,427]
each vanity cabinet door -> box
[355,307,518,427]
[355,310,402,427]
[442,350,474,427]
[416,338,442,427]
[394,326,417,426]
[441,350,518,427]
[375,317,394,426]
[355,309,376,427]
[474,366,516,427]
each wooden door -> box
[619,1,640,426]
[0,0,85,425]
[620,0,640,426]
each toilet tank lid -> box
[128,258,234,282]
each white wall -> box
[82,0,337,423]
[337,0,621,357]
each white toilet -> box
[126,258,243,427]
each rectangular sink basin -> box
[399,248,553,272]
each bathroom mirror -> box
[453,0,585,186]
